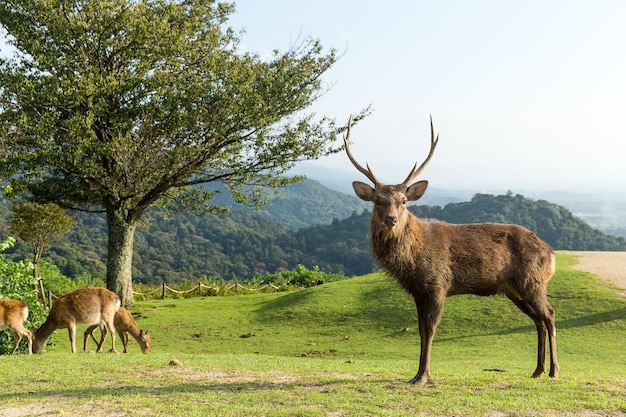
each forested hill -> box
[205,179,368,230]
[1,185,624,284]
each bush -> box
[0,237,48,354]
[39,262,104,297]
[255,265,347,288]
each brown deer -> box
[343,116,559,386]
[33,287,121,354]
[0,298,33,354]
[83,306,151,354]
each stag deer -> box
[83,307,151,354]
[0,299,33,354]
[344,116,559,386]
[33,287,121,354]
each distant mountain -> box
[1,181,624,285]
[294,162,626,238]
[200,179,369,230]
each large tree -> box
[0,0,363,306]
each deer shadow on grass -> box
[357,282,626,342]
[430,307,626,343]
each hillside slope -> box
[1,184,624,284]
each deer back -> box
[50,287,121,326]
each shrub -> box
[255,265,347,288]
[0,237,48,354]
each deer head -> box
[344,116,439,235]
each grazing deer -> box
[0,298,33,354]
[83,307,151,354]
[344,116,559,386]
[33,287,121,354]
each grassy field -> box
[0,253,624,416]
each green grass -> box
[1,253,624,416]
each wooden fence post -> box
[162,282,166,299]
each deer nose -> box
[384,216,397,226]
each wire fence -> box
[42,281,286,305]
[132,281,283,299]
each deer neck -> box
[33,316,59,352]
[124,321,141,338]
[370,214,424,262]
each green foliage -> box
[0,0,368,305]
[37,261,104,298]
[253,264,347,288]
[0,238,47,354]
[9,202,76,266]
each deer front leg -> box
[409,294,445,386]
[103,318,118,353]
[83,325,99,352]
[120,331,129,353]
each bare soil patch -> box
[561,251,626,295]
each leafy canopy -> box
[9,202,76,265]
[0,0,360,218]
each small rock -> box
[168,359,183,367]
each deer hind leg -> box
[507,295,547,377]
[410,294,445,386]
[8,329,22,355]
[8,325,33,355]
[507,291,559,378]
[525,297,559,378]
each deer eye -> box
[401,198,408,205]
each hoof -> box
[408,374,428,386]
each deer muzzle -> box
[384,216,398,227]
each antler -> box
[343,115,381,186]
[401,114,439,187]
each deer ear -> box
[352,181,375,202]
[406,180,428,201]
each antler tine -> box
[401,114,440,186]
[343,115,381,185]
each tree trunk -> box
[106,208,137,307]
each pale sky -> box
[2,1,625,196]
[230,1,626,196]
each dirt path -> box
[561,251,626,293]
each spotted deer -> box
[344,116,559,386]
[0,298,33,354]
[33,287,121,353]
[83,306,151,354]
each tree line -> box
[1,190,624,285]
